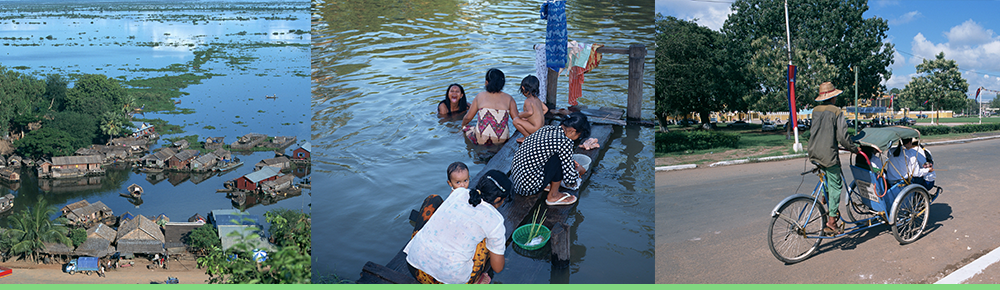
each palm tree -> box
[2,198,72,262]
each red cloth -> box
[568,66,585,106]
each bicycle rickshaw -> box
[767,126,943,263]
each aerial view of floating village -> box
[0,1,310,284]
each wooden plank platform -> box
[359,108,620,283]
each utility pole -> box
[785,0,802,152]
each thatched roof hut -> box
[75,223,117,257]
[116,214,165,255]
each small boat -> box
[0,194,14,213]
[266,94,277,99]
[127,183,143,196]
[214,159,244,172]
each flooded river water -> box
[311,0,654,283]
[0,1,310,225]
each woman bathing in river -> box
[461,68,519,146]
[512,75,547,143]
[404,170,512,284]
[438,83,469,116]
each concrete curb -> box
[709,153,809,167]
[935,245,1000,284]
[656,134,999,172]
[655,164,697,172]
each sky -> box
[657,0,1000,102]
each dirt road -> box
[0,256,210,284]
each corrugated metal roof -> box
[52,155,102,166]
[242,166,279,183]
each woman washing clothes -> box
[462,68,519,146]
[510,112,591,206]
[438,83,469,116]
[404,170,512,284]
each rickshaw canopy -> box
[851,126,921,153]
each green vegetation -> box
[136,118,184,135]
[69,228,87,247]
[196,209,311,284]
[165,135,206,153]
[0,198,73,263]
[185,224,221,256]
[203,125,216,130]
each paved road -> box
[656,138,1000,283]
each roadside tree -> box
[899,52,969,113]
[723,0,895,107]
[745,37,837,117]
[656,15,747,127]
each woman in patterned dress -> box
[461,68,520,146]
[509,112,590,206]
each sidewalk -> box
[656,134,1000,172]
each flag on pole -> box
[787,65,798,126]
[976,87,982,102]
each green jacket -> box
[807,104,856,168]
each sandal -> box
[546,192,577,206]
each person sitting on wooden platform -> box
[513,75,548,143]
[404,170,512,284]
[510,112,591,206]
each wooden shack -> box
[231,133,267,150]
[131,122,157,138]
[141,147,177,169]
[116,214,165,255]
[212,148,233,161]
[62,200,114,226]
[167,149,199,170]
[39,155,104,178]
[255,156,290,171]
[292,141,311,161]
[75,223,117,257]
[7,155,21,168]
[210,209,272,251]
[111,137,149,154]
[172,139,190,150]
[190,152,218,172]
[0,194,13,213]
[234,167,280,191]
[205,137,225,150]
[0,167,19,182]
[260,174,294,194]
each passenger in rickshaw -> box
[885,138,935,189]
[912,141,935,189]
[806,82,858,235]
[854,145,883,174]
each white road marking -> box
[935,246,1000,284]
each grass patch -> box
[136,118,184,135]
[916,117,1000,124]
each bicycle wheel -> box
[768,196,827,263]
[890,186,930,244]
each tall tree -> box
[723,0,895,106]
[44,74,69,111]
[0,66,45,134]
[745,37,838,115]
[656,15,747,127]
[65,74,127,118]
[13,127,80,158]
[990,93,1000,110]
[1,198,72,263]
[899,52,969,112]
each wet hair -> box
[446,161,468,181]
[560,112,591,141]
[520,75,540,98]
[469,170,511,207]
[440,84,468,114]
[485,68,505,93]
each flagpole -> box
[785,0,802,152]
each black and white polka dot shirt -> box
[510,125,580,196]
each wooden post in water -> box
[545,44,647,120]
[627,44,646,120]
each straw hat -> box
[816,82,843,101]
